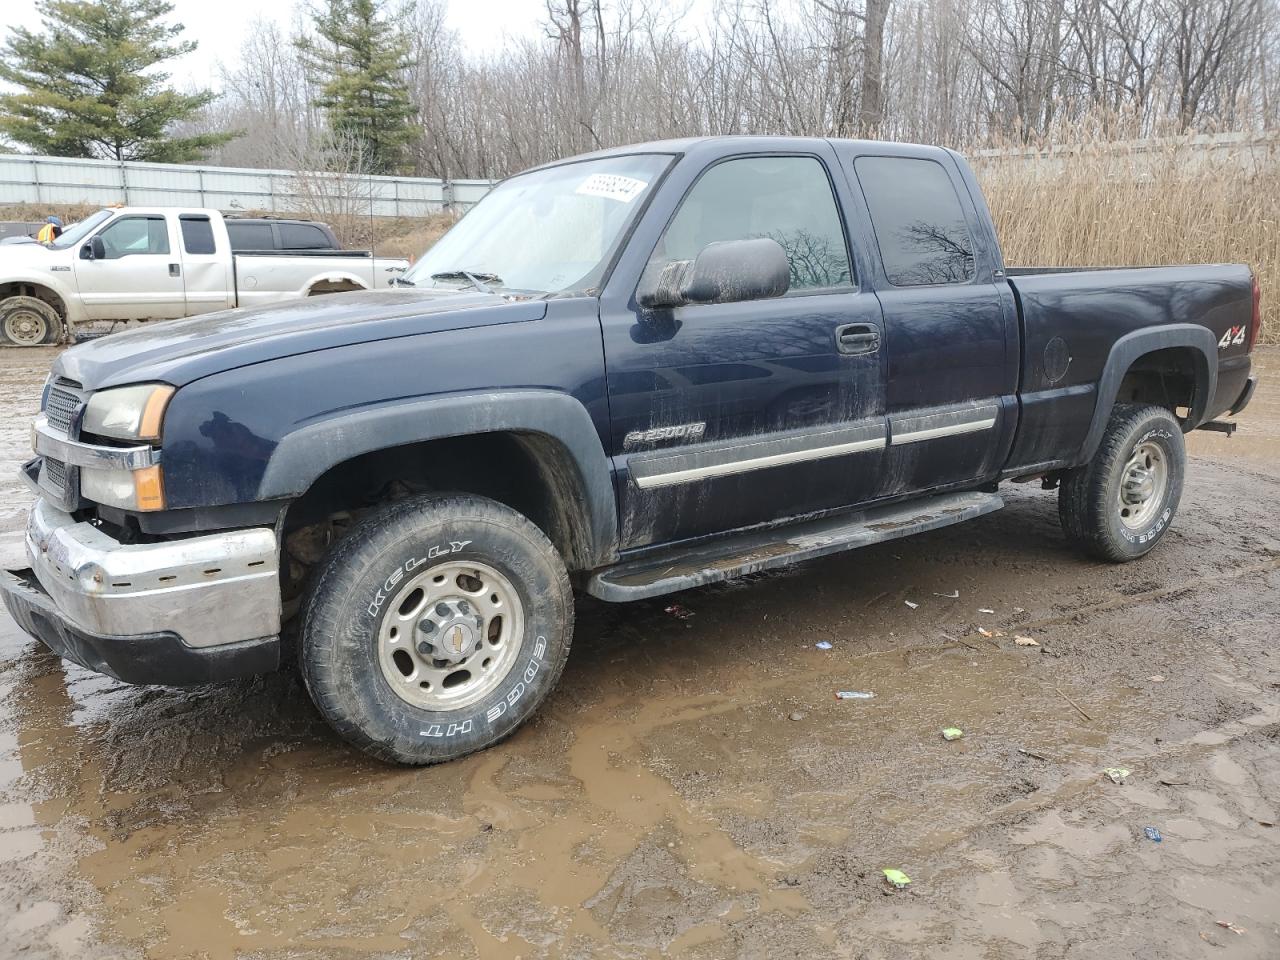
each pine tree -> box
[0,0,233,162]
[298,0,417,174]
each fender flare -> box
[258,389,618,564]
[1078,323,1217,463]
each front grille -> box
[45,387,80,433]
[43,457,67,493]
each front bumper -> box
[1,497,282,684]
[1,569,279,684]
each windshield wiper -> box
[430,270,502,294]
[389,275,415,287]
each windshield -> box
[50,210,113,250]
[402,154,671,295]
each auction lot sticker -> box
[575,174,648,203]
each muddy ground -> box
[0,347,1277,960]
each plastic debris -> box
[904,600,919,609]
[978,627,994,637]
[664,604,694,620]
[815,641,833,650]
[1215,920,1246,935]
[1148,675,1166,682]
[1103,767,1131,784]
[882,868,911,889]
[1014,636,1040,647]
[942,727,964,741]
[1143,826,1163,842]
[835,690,875,700]
[933,590,960,599]
[978,607,995,614]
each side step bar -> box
[587,490,1004,602]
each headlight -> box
[82,384,174,442]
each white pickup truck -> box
[0,207,409,345]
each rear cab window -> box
[179,215,217,255]
[854,156,976,286]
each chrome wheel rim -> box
[1118,441,1167,530]
[376,560,525,711]
[5,309,48,345]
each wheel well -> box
[307,279,366,296]
[1115,347,1202,424]
[0,282,67,320]
[282,431,596,581]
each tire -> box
[300,494,573,765]
[0,296,61,347]
[1058,403,1185,562]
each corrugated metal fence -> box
[0,154,495,217]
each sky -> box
[3,0,551,89]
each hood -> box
[56,289,549,391]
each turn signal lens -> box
[133,466,165,511]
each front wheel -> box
[300,494,574,765]
[0,296,61,346]
[1058,403,1186,562]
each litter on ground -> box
[1143,826,1163,842]
[942,727,964,741]
[1148,675,1166,682]
[978,607,995,614]
[1014,636,1039,647]
[978,627,994,637]
[933,590,960,599]
[904,600,919,609]
[1103,767,1131,784]
[815,641,833,650]
[882,868,911,889]
[664,604,694,620]
[1215,920,1246,935]
[835,691,875,700]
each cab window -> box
[650,155,853,292]
[97,216,169,259]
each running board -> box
[587,490,1004,602]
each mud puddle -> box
[1,348,1278,958]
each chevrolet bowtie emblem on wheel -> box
[451,626,466,656]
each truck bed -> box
[1003,263,1256,473]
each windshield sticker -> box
[575,173,648,203]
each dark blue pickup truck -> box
[2,137,1260,764]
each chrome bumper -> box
[24,497,280,649]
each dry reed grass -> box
[969,133,1279,344]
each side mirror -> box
[640,238,790,309]
[83,236,105,260]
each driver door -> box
[74,214,186,320]
[599,150,887,550]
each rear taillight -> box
[1247,273,1262,351]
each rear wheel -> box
[1058,403,1185,562]
[0,296,61,346]
[300,494,573,765]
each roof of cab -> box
[529,135,958,173]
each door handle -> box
[835,323,880,355]
[169,263,181,277]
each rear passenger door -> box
[849,155,1018,497]
[178,214,233,316]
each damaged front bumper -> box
[0,497,282,684]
